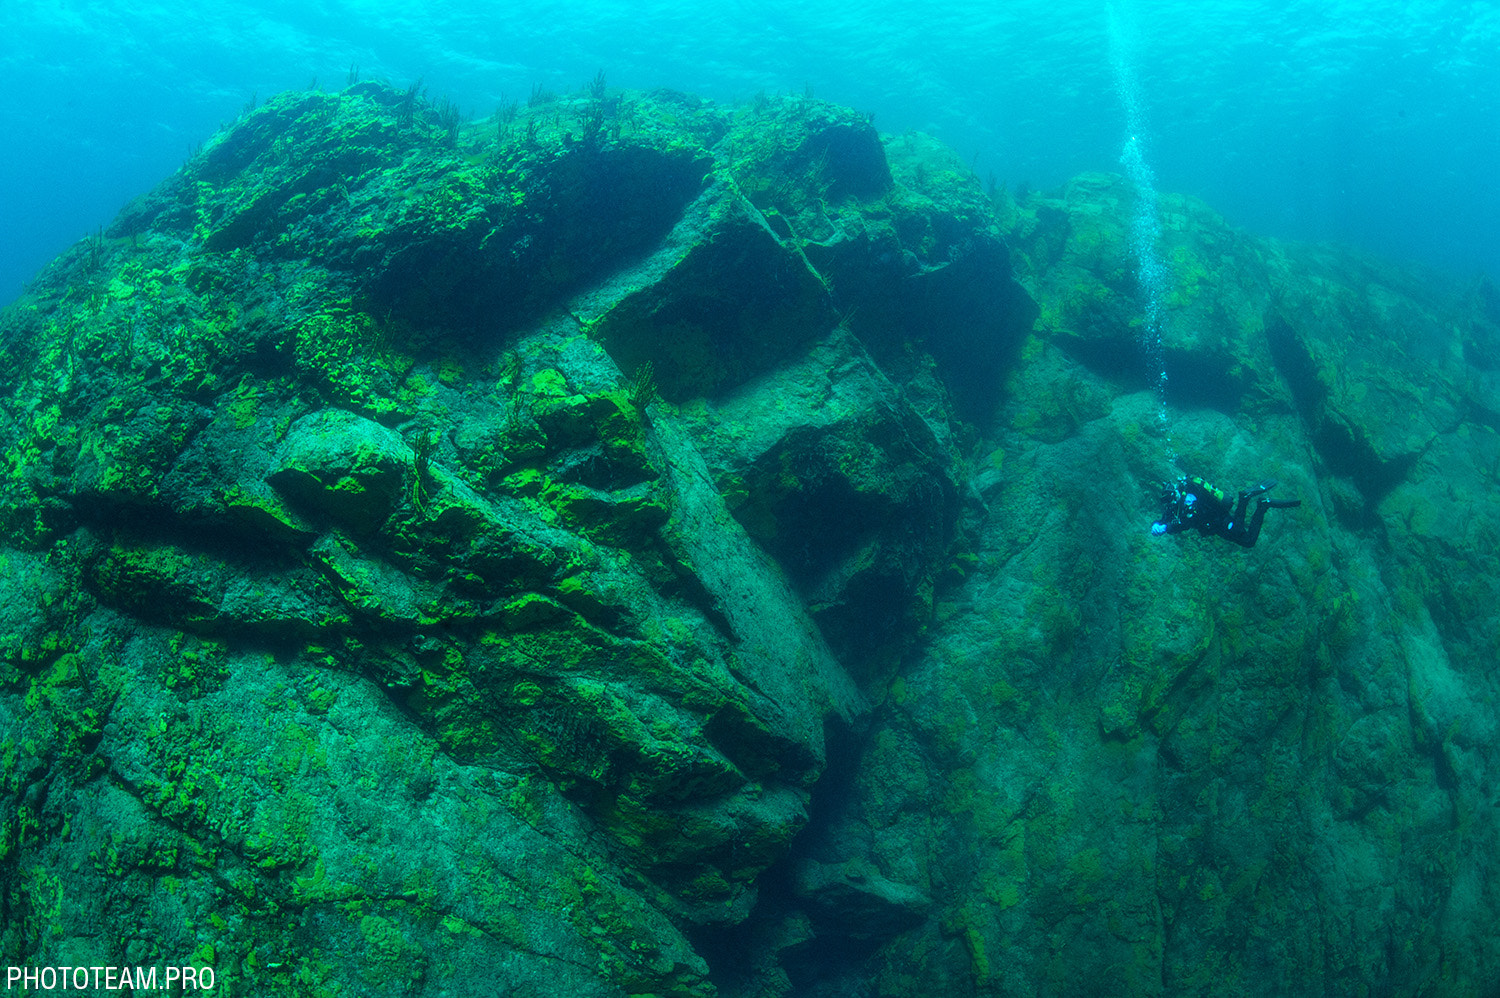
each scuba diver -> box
[1152,475,1301,549]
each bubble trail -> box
[1109,5,1175,468]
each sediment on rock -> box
[2,80,1498,998]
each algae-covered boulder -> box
[1006,172,1283,411]
[573,175,838,401]
[0,82,1022,997]
[1267,247,1470,497]
[4,76,1500,998]
[681,328,961,682]
[783,170,1500,997]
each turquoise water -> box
[1,0,1495,304]
[1111,4,1175,466]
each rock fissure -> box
[2,81,1498,998]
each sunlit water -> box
[0,0,1495,304]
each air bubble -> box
[1110,4,1176,470]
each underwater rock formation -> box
[1,81,1497,997]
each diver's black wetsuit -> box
[1152,476,1300,549]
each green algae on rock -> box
[2,77,1500,998]
[0,81,998,997]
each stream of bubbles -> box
[1109,4,1176,469]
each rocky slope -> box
[1,80,1497,997]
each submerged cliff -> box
[1,80,1496,997]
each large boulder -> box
[4,78,1500,998]
[0,83,1023,996]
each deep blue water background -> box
[1,0,1496,306]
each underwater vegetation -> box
[1,76,1499,997]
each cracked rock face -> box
[0,83,996,996]
[3,80,1500,998]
